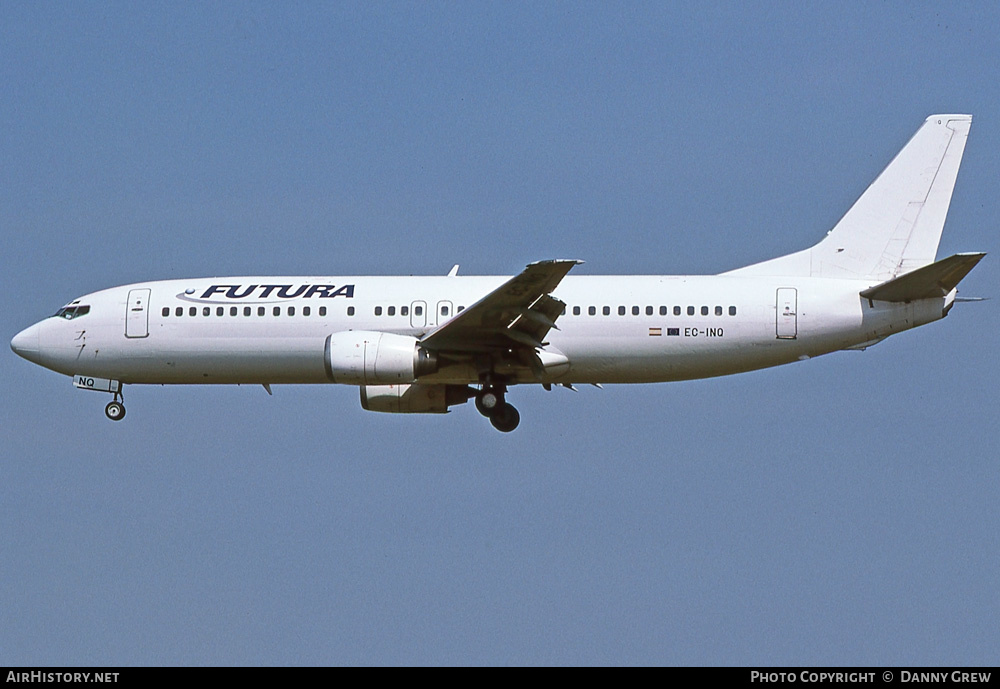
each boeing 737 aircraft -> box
[10,115,985,432]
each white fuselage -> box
[13,273,948,387]
[8,115,977,431]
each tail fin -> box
[726,115,972,280]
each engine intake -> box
[325,331,438,385]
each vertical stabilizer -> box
[726,115,972,280]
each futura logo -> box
[176,284,356,304]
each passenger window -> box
[244,306,251,316]
[388,306,396,316]
[273,306,281,316]
[162,307,170,317]
[646,306,653,316]
[729,306,737,316]
[258,306,265,316]
[715,306,723,316]
[320,306,328,316]
[659,306,667,316]
[633,306,640,316]
[415,306,423,316]
[573,306,581,316]
[230,306,237,316]
[618,306,626,316]
[343,307,351,316]
[216,307,224,316]
[288,306,295,316]
[176,307,183,317]
[674,306,681,316]
[375,306,382,316]
[203,307,210,316]
[603,306,610,316]
[701,306,709,316]
[687,306,695,316]
[589,306,596,316]
[189,307,197,317]
[303,306,311,316]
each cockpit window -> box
[53,305,91,320]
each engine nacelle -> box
[361,384,473,414]
[325,331,438,385]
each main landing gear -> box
[475,382,520,433]
[104,391,126,421]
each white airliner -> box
[10,115,984,432]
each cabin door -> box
[125,288,150,338]
[776,288,797,340]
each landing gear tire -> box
[476,390,501,417]
[489,402,520,433]
[105,401,126,421]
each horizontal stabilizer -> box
[860,252,985,302]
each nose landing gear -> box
[71,376,126,421]
[104,390,126,421]
[105,401,125,421]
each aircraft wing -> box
[419,259,582,354]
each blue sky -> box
[2,2,998,665]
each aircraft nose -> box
[11,322,42,364]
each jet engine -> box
[325,331,439,384]
[361,383,474,414]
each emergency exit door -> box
[776,288,797,339]
[436,300,454,326]
[410,300,427,328]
